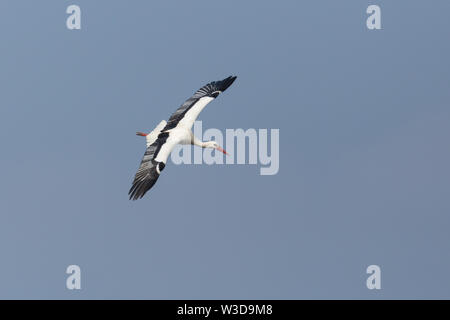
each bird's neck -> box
[192,136,206,148]
[192,137,213,148]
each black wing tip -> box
[128,180,154,200]
[129,194,142,201]
[128,178,154,200]
[224,75,237,81]
[128,163,161,200]
[193,75,237,99]
[218,75,237,92]
[128,182,145,200]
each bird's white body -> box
[145,96,217,162]
[148,126,207,163]
[129,76,236,200]
[154,128,192,163]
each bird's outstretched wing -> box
[129,142,163,200]
[163,76,237,131]
[129,131,181,200]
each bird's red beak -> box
[136,132,148,137]
[217,146,229,156]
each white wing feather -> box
[176,97,214,130]
[145,120,167,147]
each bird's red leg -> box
[217,146,229,156]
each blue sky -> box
[0,0,449,299]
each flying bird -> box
[129,76,237,200]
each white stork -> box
[129,76,237,200]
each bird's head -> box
[205,141,229,155]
